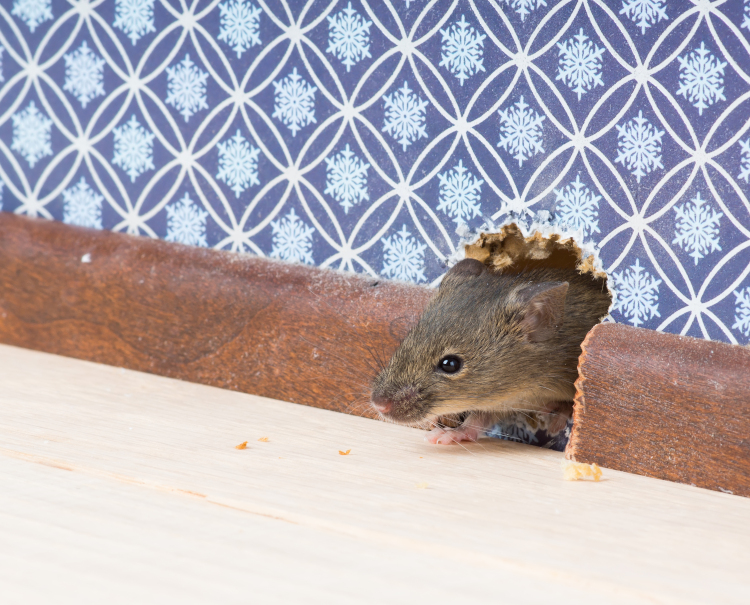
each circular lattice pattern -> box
[1,0,750,343]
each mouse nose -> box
[371,394,393,415]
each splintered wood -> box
[463,223,605,278]
[562,460,603,482]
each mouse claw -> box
[424,428,445,443]
[425,426,481,445]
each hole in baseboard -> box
[449,221,613,450]
[463,222,607,281]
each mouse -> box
[369,258,611,444]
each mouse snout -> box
[371,386,420,418]
[371,393,393,415]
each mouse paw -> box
[425,426,482,445]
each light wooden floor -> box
[1,344,748,604]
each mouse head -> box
[370,259,569,425]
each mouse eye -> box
[437,355,462,374]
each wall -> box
[1,0,749,344]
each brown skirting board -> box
[0,213,432,416]
[3,213,750,497]
[568,323,750,497]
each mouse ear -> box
[517,281,569,342]
[440,259,486,289]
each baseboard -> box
[0,213,432,416]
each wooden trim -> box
[0,213,432,415]
[567,323,750,497]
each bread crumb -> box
[257,437,269,442]
[235,441,248,450]
[562,460,602,481]
[415,482,429,489]
[339,449,351,455]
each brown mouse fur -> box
[370,258,611,444]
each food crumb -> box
[235,441,248,450]
[415,482,429,489]
[257,437,269,442]
[339,449,351,455]
[562,459,602,481]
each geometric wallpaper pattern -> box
[2,0,750,345]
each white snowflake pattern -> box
[327,2,371,73]
[556,28,605,101]
[272,68,317,137]
[218,0,261,59]
[0,45,4,83]
[676,42,726,116]
[619,0,668,35]
[733,287,750,339]
[439,15,486,86]
[615,110,664,182]
[553,173,601,238]
[739,138,750,184]
[611,258,661,327]
[437,160,483,224]
[382,81,429,152]
[497,95,546,167]
[271,208,315,265]
[381,225,427,283]
[499,197,534,220]
[63,41,105,108]
[112,115,155,182]
[11,0,52,32]
[324,144,369,214]
[11,100,53,168]
[672,191,723,265]
[165,54,209,122]
[743,1,750,32]
[113,0,155,45]
[505,0,547,22]
[166,193,208,247]
[62,177,103,229]
[216,129,261,197]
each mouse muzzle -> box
[370,385,422,422]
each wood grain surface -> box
[568,322,750,497]
[0,213,432,415]
[3,344,750,604]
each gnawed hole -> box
[451,222,611,451]
[463,222,607,282]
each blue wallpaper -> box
[2,0,750,344]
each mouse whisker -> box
[510,406,567,416]
[297,334,382,378]
[449,437,478,456]
[303,285,405,378]
[359,341,386,372]
[345,401,371,417]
